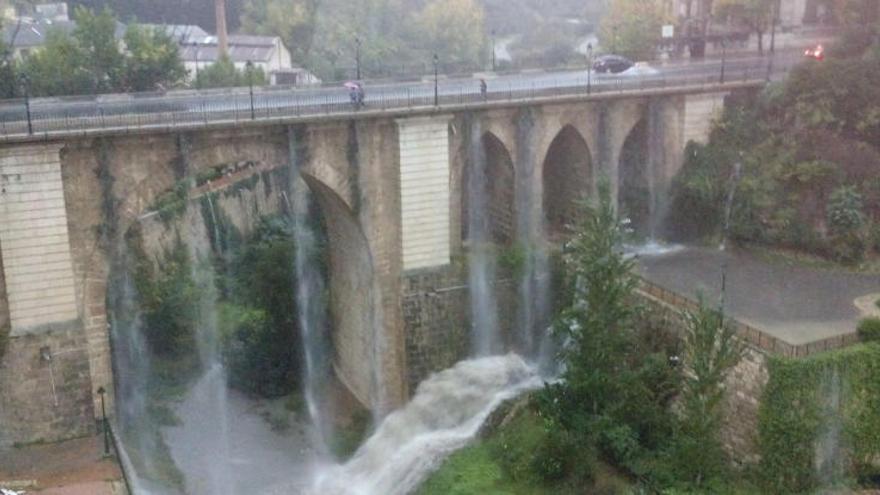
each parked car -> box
[804,44,825,60]
[592,55,634,74]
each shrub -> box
[758,344,880,493]
[857,317,880,342]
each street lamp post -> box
[433,53,439,106]
[720,38,727,83]
[97,387,109,456]
[355,36,362,80]
[587,43,593,94]
[612,25,618,53]
[19,72,31,135]
[491,29,496,72]
[246,60,255,120]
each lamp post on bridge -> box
[18,72,32,135]
[491,29,496,72]
[246,60,255,120]
[97,386,109,456]
[587,42,593,94]
[720,37,727,84]
[355,36,362,80]
[433,53,439,107]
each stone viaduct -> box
[0,82,757,446]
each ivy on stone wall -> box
[758,343,880,493]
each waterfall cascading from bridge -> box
[465,117,502,356]
[287,128,335,455]
[308,354,541,495]
[514,109,552,362]
[106,232,159,494]
[185,202,235,493]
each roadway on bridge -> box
[637,246,878,345]
[0,49,806,140]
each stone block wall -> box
[403,268,469,392]
[0,327,95,446]
[402,265,520,393]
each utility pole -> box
[433,53,439,106]
[587,43,593,94]
[491,29,496,71]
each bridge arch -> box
[461,131,516,246]
[299,173,378,408]
[541,124,593,238]
[618,117,652,237]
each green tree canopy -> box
[240,0,319,63]
[598,0,670,60]
[194,55,266,88]
[122,24,187,92]
[414,0,486,66]
[16,7,187,96]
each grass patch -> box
[417,402,622,495]
[330,408,372,461]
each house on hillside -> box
[151,24,320,86]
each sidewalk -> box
[0,435,126,494]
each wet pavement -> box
[0,435,126,494]
[637,246,879,345]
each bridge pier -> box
[0,143,96,446]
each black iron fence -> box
[0,55,793,141]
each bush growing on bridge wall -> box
[758,343,880,493]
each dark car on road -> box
[592,55,634,74]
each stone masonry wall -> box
[403,264,520,393]
[0,326,95,446]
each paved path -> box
[0,435,125,494]
[637,246,879,345]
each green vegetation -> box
[220,217,306,398]
[668,21,880,265]
[417,403,629,495]
[857,317,880,342]
[132,233,199,361]
[194,55,267,89]
[758,343,880,492]
[15,7,186,96]
[661,298,743,490]
[330,408,372,461]
[597,0,670,60]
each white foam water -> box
[624,239,684,258]
[308,354,542,495]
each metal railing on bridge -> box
[0,56,791,141]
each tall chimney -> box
[214,0,228,58]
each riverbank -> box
[0,434,126,494]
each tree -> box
[195,55,266,88]
[714,0,774,53]
[414,0,486,66]
[122,25,186,91]
[240,0,320,63]
[667,298,742,488]
[0,31,15,99]
[20,30,93,96]
[539,178,679,481]
[72,6,125,92]
[598,0,670,60]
